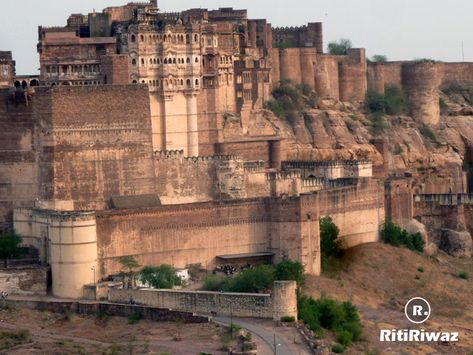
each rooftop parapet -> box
[154,150,241,162]
[244,161,265,173]
[414,194,473,205]
[282,160,372,169]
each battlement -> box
[414,194,473,205]
[244,161,265,173]
[266,171,303,181]
[283,160,371,169]
[272,26,309,33]
[154,150,240,163]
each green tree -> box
[225,265,275,293]
[371,54,388,63]
[320,217,343,258]
[327,38,352,55]
[140,265,182,289]
[0,232,22,267]
[119,256,140,289]
[275,259,305,289]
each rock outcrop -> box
[439,229,472,258]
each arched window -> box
[30,79,39,87]
[194,34,198,42]
[186,34,190,44]
[195,79,199,86]
[180,79,184,86]
[131,34,136,43]
[154,58,157,64]
[140,34,144,42]
[173,58,176,64]
[141,58,145,65]
[132,80,137,84]
[195,57,199,63]
[186,57,190,64]
[132,58,137,65]
[186,79,191,88]
[142,80,145,83]
[149,58,153,64]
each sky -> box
[1,0,473,74]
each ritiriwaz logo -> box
[380,297,459,342]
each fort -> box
[1,0,473,301]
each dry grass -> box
[304,242,473,354]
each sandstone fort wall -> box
[108,280,297,320]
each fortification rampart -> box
[108,280,297,320]
[367,61,473,126]
[0,266,47,296]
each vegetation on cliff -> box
[381,220,424,253]
[264,80,317,122]
[298,294,362,351]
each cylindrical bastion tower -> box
[49,211,98,298]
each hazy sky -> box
[1,0,472,74]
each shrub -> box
[140,264,182,289]
[128,312,141,325]
[281,315,296,323]
[297,294,362,347]
[419,124,437,142]
[439,97,448,113]
[370,112,388,135]
[327,39,352,55]
[0,231,23,268]
[382,220,425,253]
[332,343,346,353]
[458,271,469,280]
[225,265,275,293]
[417,266,425,273]
[320,217,344,273]
[0,329,31,350]
[371,54,388,63]
[365,85,406,116]
[337,330,353,346]
[202,275,228,291]
[275,259,305,288]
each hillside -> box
[228,82,473,193]
[304,242,473,354]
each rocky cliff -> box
[226,82,473,194]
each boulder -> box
[405,219,437,256]
[439,229,472,258]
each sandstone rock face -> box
[439,229,472,258]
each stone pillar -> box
[272,281,298,321]
[186,93,199,156]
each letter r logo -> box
[405,297,431,324]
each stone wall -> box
[413,194,473,236]
[367,61,473,127]
[11,299,208,324]
[0,266,47,296]
[108,280,297,320]
[0,89,38,231]
[0,85,157,229]
[318,178,384,247]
